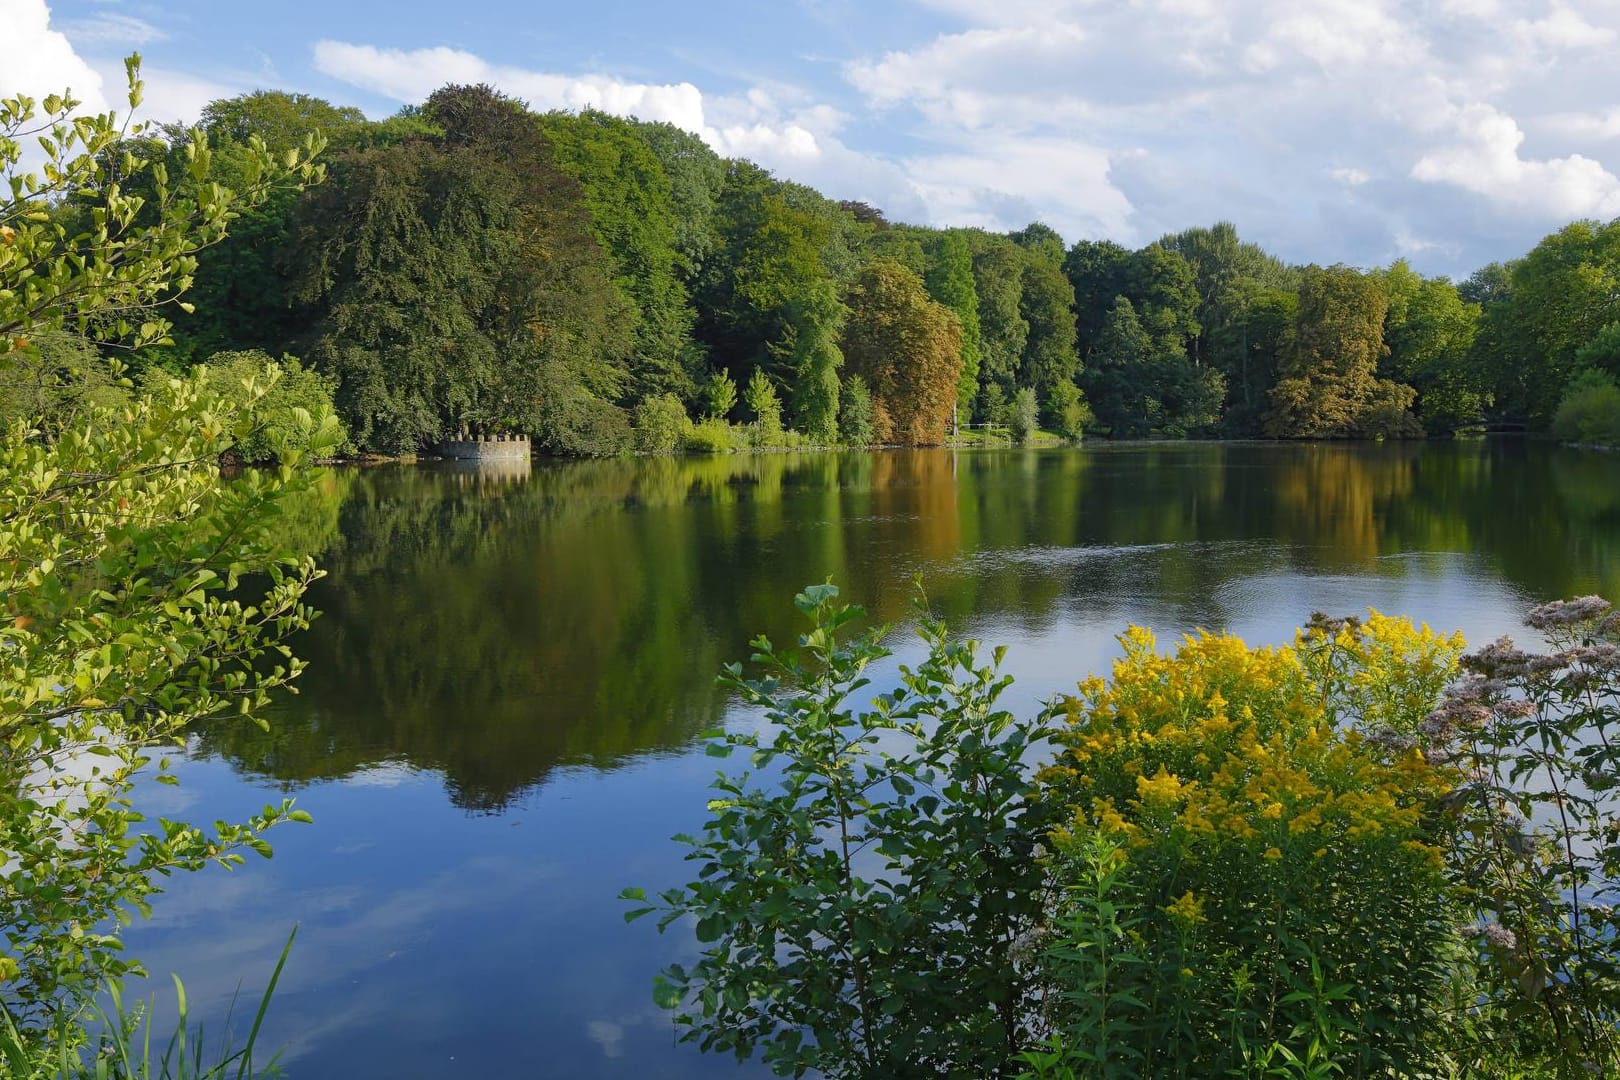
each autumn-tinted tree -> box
[1266,265,1390,438]
[842,258,962,445]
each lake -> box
[124,440,1620,1077]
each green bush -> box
[1046,380,1091,442]
[0,336,130,429]
[627,586,1050,1077]
[633,393,690,454]
[536,392,633,458]
[681,417,735,454]
[1552,370,1620,446]
[183,351,348,464]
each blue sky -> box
[8,0,1620,278]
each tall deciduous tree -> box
[969,236,1029,412]
[842,258,962,445]
[925,231,983,416]
[1018,254,1080,414]
[292,84,632,455]
[1266,265,1390,438]
[539,109,700,400]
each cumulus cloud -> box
[1412,102,1620,218]
[839,0,1620,272]
[0,0,107,112]
[313,41,708,134]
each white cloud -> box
[58,12,167,47]
[0,0,107,112]
[1412,102,1620,218]
[837,0,1620,270]
[313,41,708,135]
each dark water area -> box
[123,440,1620,1077]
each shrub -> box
[839,374,875,446]
[1551,369,1620,447]
[0,335,130,429]
[1428,596,1620,1072]
[1037,614,1462,1076]
[536,392,632,457]
[633,393,690,454]
[680,417,734,454]
[627,586,1051,1078]
[1046,381,1091,443]
[1007,387,1039,445]
[190,351,348,463]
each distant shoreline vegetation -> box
[11,85,1620,459]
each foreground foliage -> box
[630,587,1620,1078]
[2,58,330,1061]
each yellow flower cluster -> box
[1043,619,1456,877]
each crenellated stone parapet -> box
[436,432,532,461]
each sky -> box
[5,0,1620,279]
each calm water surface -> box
[125,441,1620,1077]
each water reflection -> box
[197,442,1620,813]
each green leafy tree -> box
[785,278,845,442]
[925,231,983,416]
[704,369,738,420]
[292,85,632,454]
[842,258,962,445]
[1009,220,1066,267]
[1379,261,1486,433]
[187,349,349,463]
[1063,239,1134,359]
[0,59,322,363]
[970,237,1030,412]
[1007,386,1039,444]
[1017,254,1080,414]
[839,373,874,446]
[744,367,782,437]
[539,109,700,399]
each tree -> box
[1017,254,1079,416]
[1378,261,1485,433]
[199,90,365,153]
[1063,239,1133,357]
[744,367,782,436]
[1,59,323,363]
[970,237,1029,412]
[1266,265,1391,438]
[1157,221,1289,368]
[292,85,632,454]
[1009,220,1066,267]
[0,60,334,1051]
[705,369,738,420]
[786,278,845,442]
[842,259,962,445]
[839,374,875,445]
[539,109,700,400]
[694,162,838,387]
[925,231,983,417]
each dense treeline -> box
[32,84,1619,456]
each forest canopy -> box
[33,83,1619,455]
